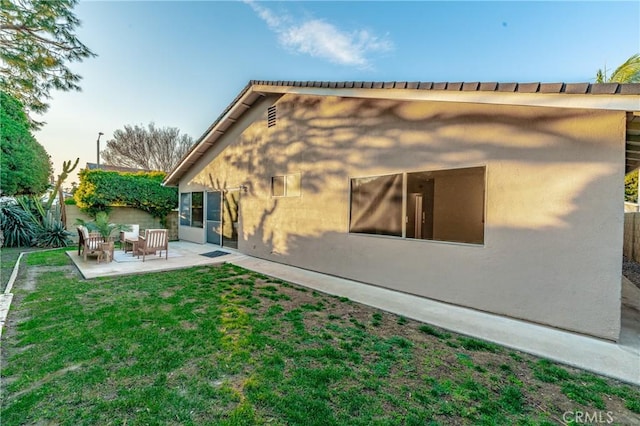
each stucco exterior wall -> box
[180,94,625,340]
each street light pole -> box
[96,132,104,166]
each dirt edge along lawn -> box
[1,248,639,425]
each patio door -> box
[206,191,222,245]
[222,190,239,249]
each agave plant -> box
[34,211,73,248]
[0,201,36,247]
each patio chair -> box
[136,229,168,262]
[78,225,105,262]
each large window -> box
[179,191,204,228]
[349,174,403,236]
[349,167,485,244]
[272,173,301,197]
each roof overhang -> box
[164,83,267,186]
[164,80,640,186]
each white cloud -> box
[243,0,393,68]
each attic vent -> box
[267,105,277,128]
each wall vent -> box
[267,105,277,128]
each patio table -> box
[123,237,139,255]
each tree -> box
[0,91,51,196]
[101,123,194,173]
[596,53,640,83]
[0,0,96,124]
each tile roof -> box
[250,80,640,95]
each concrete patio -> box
[68,241,247,279]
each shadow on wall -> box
[215,95,621,245]
[184,94,623,338]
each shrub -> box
[74,169,177,220]
[0,92,52,196]
[34,214,73,248]
[76,211,129,240]
[0,202,36,247]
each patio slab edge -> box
[66,249,236,279]
[229,256,640,386]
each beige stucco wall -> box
[180,94,625,340]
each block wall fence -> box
[65,205,178,241]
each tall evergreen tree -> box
[0,0,96,126]
[0,91,51,195]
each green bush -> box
[0,92,52,196]
[626,169,638,203]
[34,215,73,248]
[74,170,177,220]
[0,202,36,247]
[64,197,76,205]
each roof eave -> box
[163,82,261,186]
[163,80,640,186]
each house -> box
[164,80,640,341]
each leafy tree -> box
[626,169,638,203]
[596,53,640,83]
[101,123,194,173]
[0,91,51,195]
[0,0,96,123]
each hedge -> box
[74,170,177,219]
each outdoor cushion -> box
[120,224,140,242]
[79,225,90,240]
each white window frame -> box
[271,173,301,198]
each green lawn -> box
[0,247,36,293]
[1,249,639,425]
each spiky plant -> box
[0,202,36,247]
[76,211,129,240]
[34,212,72,248]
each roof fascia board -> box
[252,84,640,112]
[164,87,264,186]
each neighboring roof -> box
[86,163,153,173]
[164,80,640,186]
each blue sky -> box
[34,1,640,180]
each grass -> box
[1,249,639,425]
[0,247,32,292]
[1,246,62,292]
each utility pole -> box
[96,132,104,166]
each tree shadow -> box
[183,92,624,339]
